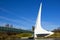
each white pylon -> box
[34,2,54,38]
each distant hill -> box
[47,28,60,38]
[0,26,33,35]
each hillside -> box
[0,26,33,40]
[0,26,33,34]
[48,28,60,38]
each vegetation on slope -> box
[47,28,60,38]
[0,26,33,40]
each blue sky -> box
[0,0,60,31]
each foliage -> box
[16,33,32,37]
[52,27,60,32]
[0,26,33,34]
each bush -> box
[16,33,32,37]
